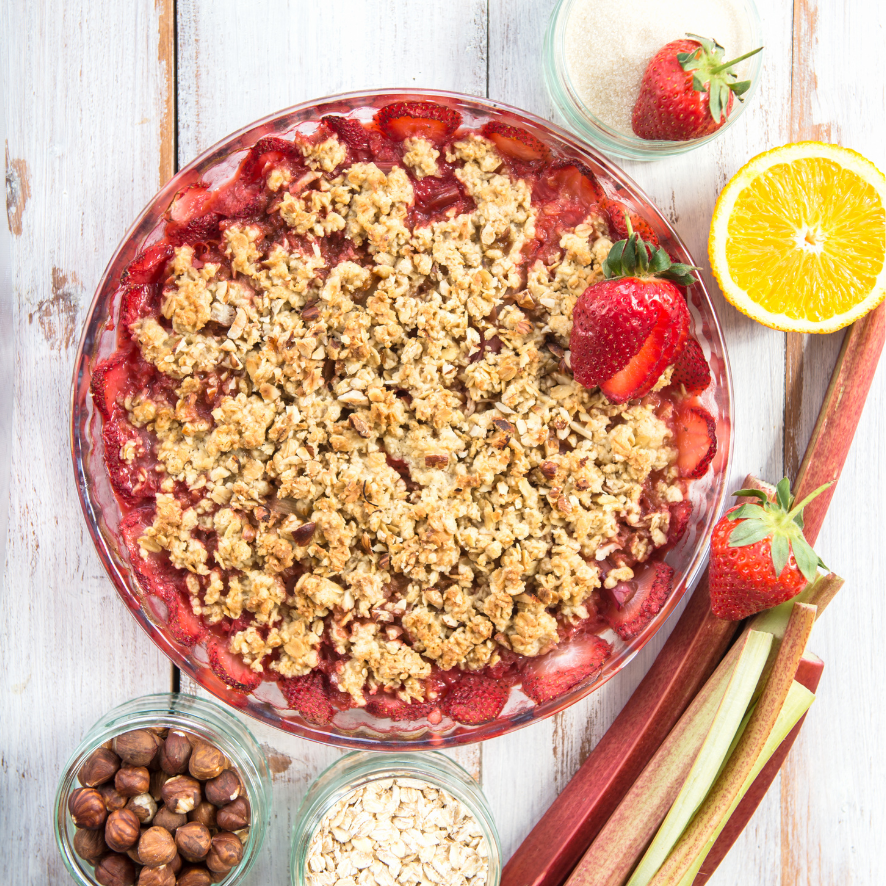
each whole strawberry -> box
[632,35,763,141]
[570,217,697,403]
[709,478,829,620]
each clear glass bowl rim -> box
[52,692,272,886]
[289,751,501,886]
[70,87,734,751]
[542,0,764,160]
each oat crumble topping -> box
[118,131,683,706]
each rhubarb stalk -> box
[563,576,839,886]
[625,631,772,886]
[646,602,817,885]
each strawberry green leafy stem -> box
[602,216,699,288]
[728,478,831,582]
[676,34,764,123]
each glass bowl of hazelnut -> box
[53,693,271,886]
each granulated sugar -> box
[564,0,753,135]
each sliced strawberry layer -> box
[207,637,263,693]
[168,182,213,224]
[240,136,303,181]
[599,198,659,246]
[364,693,436,722]
[669,338,711,394]
[521,634,612,703]
[120,284,160,334]
[166,593,208,647]
[667,500,694,545]
[91,353,131,418]
[600,561,675,640]
[120,508,187,604]
[674,403,717,478]
[280,672,336,725]
[376,101,461,144]
[481,122,549,161]
[545,161,605,204]
[121,243,175,286]
[322,115,371,152]
[442,674,508,725]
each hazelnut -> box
[161,774,202,814]
[158,731,192,775]
[152,806,188,833]
[148,726,170,740]
[177,867,212,886]
[105,808,141,852]
[149,770,169,802]
[188,801,217,830]
[175,822,212,862]
[216,796,249,832]
[113,730,162,768]
[204,770,240,807]
[188,741,226,781]
[115,766,151,798]
[169,852,182,875]
[206,831,243,873]
[137,865,175,886]
[233,827,250,846]
[126,792,158,824]
[98,783,128,812]
[73,826,107,863]
[79,748,121,787]
[94,852,137,886]
[68,787,108,830]
[138,825,177,867]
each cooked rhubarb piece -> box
[674,404,717,478]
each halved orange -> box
[709,142,886,333]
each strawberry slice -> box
[121,243,174,286]
[480,121,549,161]
[670,338,712,393]
[91,353,131,418]
[120,508,185,604]
[364,693,436,722]
[599,198,659,246]
[321,115,371,151]
[600,561,675,640]
[279,672,335,725]
[120,284,160,333]
[521,634,612,703]
[240,136,302,181]
[546,161,605,204]
[166,211,222,246]
[442,674,508,725]
[375,101,461,144]
[207,637,263,693]
[168,182,213,224]
[674,403,717,478]
[102,415,158,505]
[667,500,694,544]
[166,593,207,647]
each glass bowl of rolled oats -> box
[71,89,733,749]
[291,751,500,886]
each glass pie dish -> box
[71,88,733,750]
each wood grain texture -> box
[0,1,175,881]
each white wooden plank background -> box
[2,0,885,883]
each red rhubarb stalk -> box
[691,653,824,884]
[501,308,882,886]
[647,602,817,885]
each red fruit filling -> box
[521,634,612,703]
[93,112,717,725]
[674,404,718,478]
[601,561,675,640]
[481,121,549,162]
[376,101,462,143]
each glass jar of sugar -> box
[543,0,763,160]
